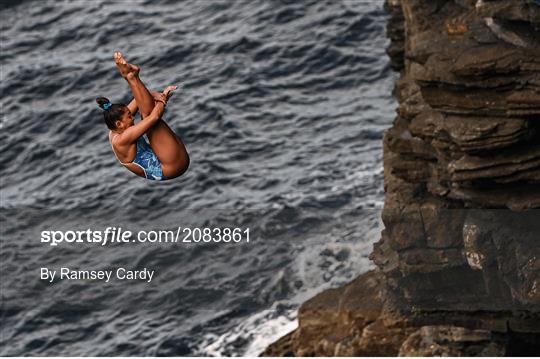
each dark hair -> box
[96,96,127,130]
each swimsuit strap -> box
[109,131,132,166]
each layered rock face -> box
[264,0,540,356]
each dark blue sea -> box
[0,0,396,355]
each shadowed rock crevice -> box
[263,0,540,356]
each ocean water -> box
[0,0,395,355]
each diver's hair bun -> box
[96,96,126,130]
[96,96,111,110]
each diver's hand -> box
[152,92,168,106]
[163,85,178,100]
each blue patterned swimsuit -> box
[111,134,165,181]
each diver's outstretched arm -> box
[126,91,163,116]
[115,98,167,145]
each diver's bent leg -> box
[114,52,155,118]
[146,119,189,178]
[126,75,155,119]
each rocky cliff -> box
[263,0,540,356]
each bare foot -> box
[114,51,140,79]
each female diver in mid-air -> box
[96,52,189,180]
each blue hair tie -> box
[103,102,112,110]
